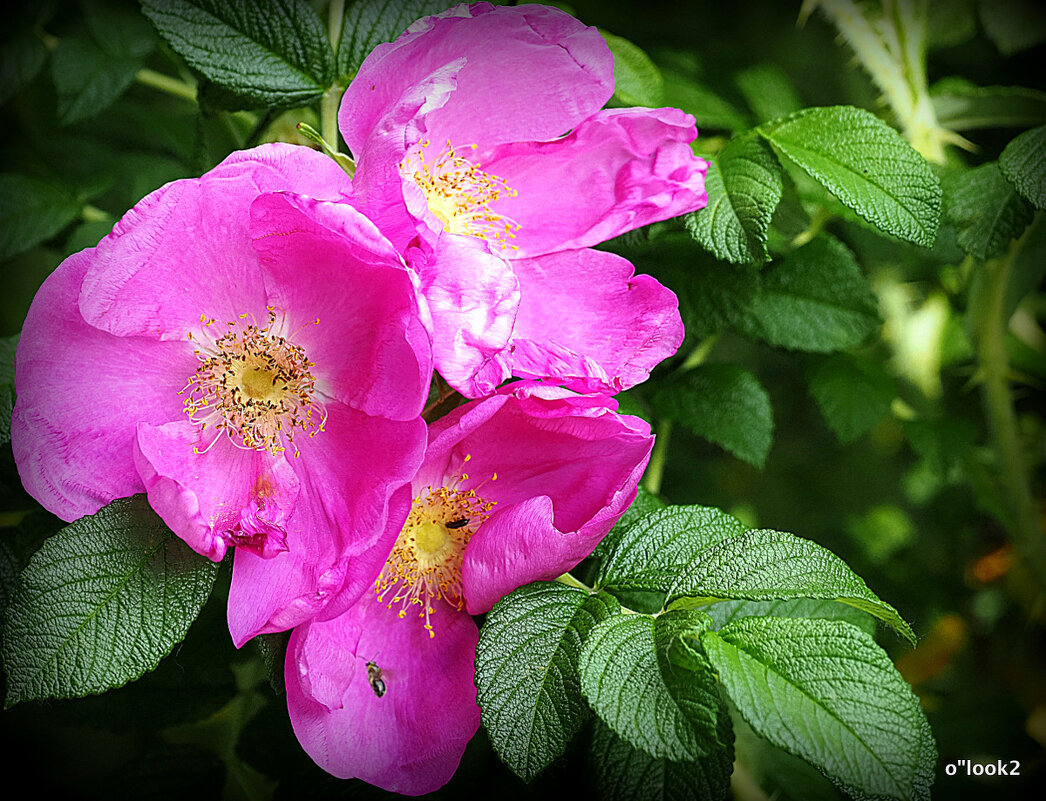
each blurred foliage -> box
[2,0,1045,799]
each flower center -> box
[375,482,496,637]
[180,308,326,457]
[401,138,520,250]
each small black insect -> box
[446,517,469,529]
[366,660,386,698]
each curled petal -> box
[287,597,479,796]
[479,107,708,257]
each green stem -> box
[680,334,720,372]
[643,420,672,496]
[81,204,110,223]
[555,572,593,592]
[135,68,197,103]
[321,0,347,151]
[974,235,1046,588]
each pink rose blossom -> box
[286,383,653,795]
[338,2,701,397]
[12,143,432,646]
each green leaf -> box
[931,79,1046,130]
[0,333,16,446]
[597,505,747,595]
[337,0,461,82]
[736,236,881,352]
[807,352,896,443]
[579,610,721,762]
[82,0,157,60]
[590,713,734,801]
[703,617,935,801]
[979,0,1046,55]
[51,34,141,125]
[649,364,774,468]
[602,31,664,107]
[662,70,750,133]
[140,0,334,108]
[758,106,942,247]
[0,31,49,107]
[685,136,783,265]
[2,496,218,706]
[474,583,618,782]
[735,63,803,124]
[666,528,916,644]
[0,174,82,260]
[944,162,1034,260]
[705,597,877,636]
[999,124,1046,210]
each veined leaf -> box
[999,124,1046,210]
[945,162,1033,260]
[686,136,784,265]
[141,0,334,107]
[931,79,1046,130]
[603,30,664,107]
[703,617,935,800]
[0,333,16,446]
[666,528,916,644]
[704,597,877,636]
[579,610,721,762]
[736,235,881,352]
[807,351,896,443]
[475,583,618,781]
[2,496,218,706]
[589,711,734,801]
[0,174,82,260]
[759,106,941,247]
[649,364,774,468]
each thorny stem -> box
[973,231,1046,591]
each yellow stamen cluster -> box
[401,138,521,249]
[376,481,496,637]
[180,308,325,457]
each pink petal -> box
[226,402,426,645]
[287,596,479,795]
[478,107,708,257]
[339,3,612,158]
[507,248,685,393]
[421,385,653,613]
[134,420,299,563]
[249,191,431,420]
[79,144,351,341]
[406,235,518,398]
[12,249,193,521]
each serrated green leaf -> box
[807,352,896,443]
[579,611,721,762]
[597,505,747,595]
[82,0,156,60]
[758,106,942,247]
[931,79,1046,130]
[944,162,1034,260]
[0,174,82,260]
[603,30,664,107]
[999,124,1046,210]
[686,136,783,265]
[590,711,734,801]
[666,528,916,644]
[0,31,49,107]
[2,495,218,706]
[474,583,619,782]
[141,0,333,107]
[705,598,877,636]
[703,617,935,801]
[649,364,774,468]
[0,333,17,446]
[337,0,461,82]
[736,236,881,352]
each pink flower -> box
[12,143,432,645]
[338,2,703,396]
[285,383,653,795]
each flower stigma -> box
[376,464,497,637]
[401,138,521,249]
[180,307,326,457]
